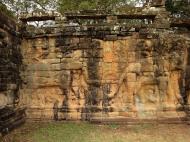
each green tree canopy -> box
[1,0,57,17]
[2,0,189,17]
[1,0,146,16]
[165,0,190,17]
[0,2,15,18]
[57,0,146,13]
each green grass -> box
[31,122,124,142]
[2,122,190,142]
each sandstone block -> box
[158,76,168,91]
[140,76,157,85]
[35,64,51,71]
[186,66,190,78]
[27,64,36,71]
[35,38,45,47]
[48,38,55,47]
[36,71,50,77]
[51,64,62,71]
[6,90,15,105]
[127,73,136,82]
[127,52,136,63]
[7,84,17,90]
[43,59,61,64]
[104,35,118,41]
[187,91,190,105]
[61,62,83,70]
[141,62,154,72]
[0,93,8,107]
[38,77,60,87]
[127,63,141,74]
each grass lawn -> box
[1,122,190,142]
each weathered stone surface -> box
[0,14,22,108]
[20,30,190,120]
[1,5,190,123]
[0,11,25,134]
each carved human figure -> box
[65,69,88,118]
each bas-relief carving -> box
[18,29,190,120]
[97,38,186,118]
[1,6,190,123]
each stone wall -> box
[18,6,190,121]
[0,11,22,108]
[0,5,190,122]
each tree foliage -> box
[0,2,15,18]
[1,0,146,15]
[165,0,190,17]
[57,0,146,13]
[1,0,57,17]
[1,0,189,17]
